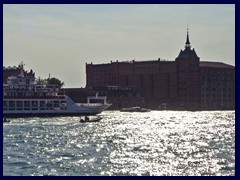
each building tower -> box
[175,27,200,108]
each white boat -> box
[3,63,111,118]
[121,107,151,112]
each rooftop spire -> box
[19,61,25,78]
[185,24,191,48]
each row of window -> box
[201,99,233,104]
[4,100,67,109]
[201,82,230,86]
[201,94,232,98]
[201,87,232,92]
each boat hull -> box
[3,101,111,118]
[3,112,104,118]
[121,107,151,112]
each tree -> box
[36,76,47,85]
[36,76,65,88]
[47,77,65,88]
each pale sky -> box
[3,4,235,88]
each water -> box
[3,111,235,176]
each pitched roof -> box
[200,61,235,69]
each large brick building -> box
[86,31,235,110]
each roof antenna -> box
[185,23,191,48]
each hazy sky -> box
[3,4,235,88]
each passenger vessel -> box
[3,63,111,118]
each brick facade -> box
[86,32,235,110]
[200,62,235,109]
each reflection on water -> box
[3,111,235,176]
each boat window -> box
[9,101,15,107]
[40,101,45,107]
[16,101,23,110]
[54,101,60,107]
[31,101,38,110]
[39,101,45,110]
[46,101,53,107]
[9,101,15,110]
[16,101,23,107]
[32,101,38,107]
[3,101,7,108]
[3,101,8,110]
[24,101,30,107]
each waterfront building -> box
[86,30,235,110]
[200,62,235,109]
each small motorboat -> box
[80,116,102,123]
[3,118,11,123]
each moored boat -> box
[121,107,151,112]
[3,63,111,118]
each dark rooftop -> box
[200,61,234,69]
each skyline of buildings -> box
[4,4,235,88]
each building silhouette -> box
[3,31,235,110]
[3,63,35,84]
[86,30,235,110]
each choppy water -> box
[3,111,235,176]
